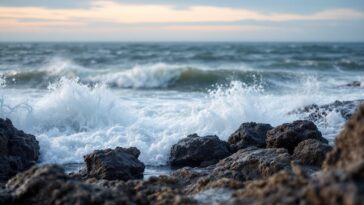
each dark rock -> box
[346,81,362,87]
[293,139,332,167]
[266,120,327,154]
[289,100,363,122]
[228,122,273,150]
[0,118,39,182]
[210,147,291,181]
[169,134,232,167]
[324,103,364,171]
[6,165,131,205]
[84,147,145,181]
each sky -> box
[0,0,363,42]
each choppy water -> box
[0,42,363,165]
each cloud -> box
[0,0,363,41]
[0,0,363,27]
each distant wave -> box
[2,59,364,91]
[0,60,298,90]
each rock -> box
[0,118,39,182]
[169,134,232,167]
[84,147,145,181]
[266,120,327,154]
[346,81,362,87]
[289,100,363,122]
[229,160,364,205]
[324,103,364,171]
[228,122,273,150]
[189,177,244,194]
[210,147,291,181]
[230,170,308,205]
[93,175,197,205]
[6,165,131,205]
[293,139,332,167]
[171,167,209,188]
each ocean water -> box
[0,42,363,166]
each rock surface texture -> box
[324,102,364,170]
[84,147,145,181]
[228,122,273,150]
[210,147,291,181]
[266,120,327,153]
[293,139,332,167]
[0,118,39,182]
[169,134,232,167]
[6,165,132,205]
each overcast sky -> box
[0,0,363,42]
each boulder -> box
[324,103,364,170]
[84,147,145,181]
[228,122,273,150]
[0,118,39,182]
[6,165,131,205]
[266,120,327,153]
[293,139,332,167]
[169,134,232,167]
[210,147,291,181]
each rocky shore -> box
[1,102,364,205]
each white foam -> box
[0,76,360,165]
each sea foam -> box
[0,76,352,165]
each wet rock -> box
[293,139,332,167]
[6,165,131,205]
[346,81,362,87]
[266,120,327,153]
[210,147,291,181]
[169,134,232,167]
[228,122,273,150]
[84,147,145,181]
[289,100,363,122]
[324,103,364,170]
[0,118,39,182]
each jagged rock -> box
[169,134,232,167]
[84,147,145,181]
[189,177,244,194]
[293,139,332,167]
[346,81,362,87]
[93,175,197,205]
[289,100,363,122]
[228,122,273,150]
[324,103,364,171]
[171,167,209,188]
[266,120,327,153]
[0,118,39,182]
[210,147,291,181]
[229,160,364,205]
[6,165,131,205]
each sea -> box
[0,42,363,167]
